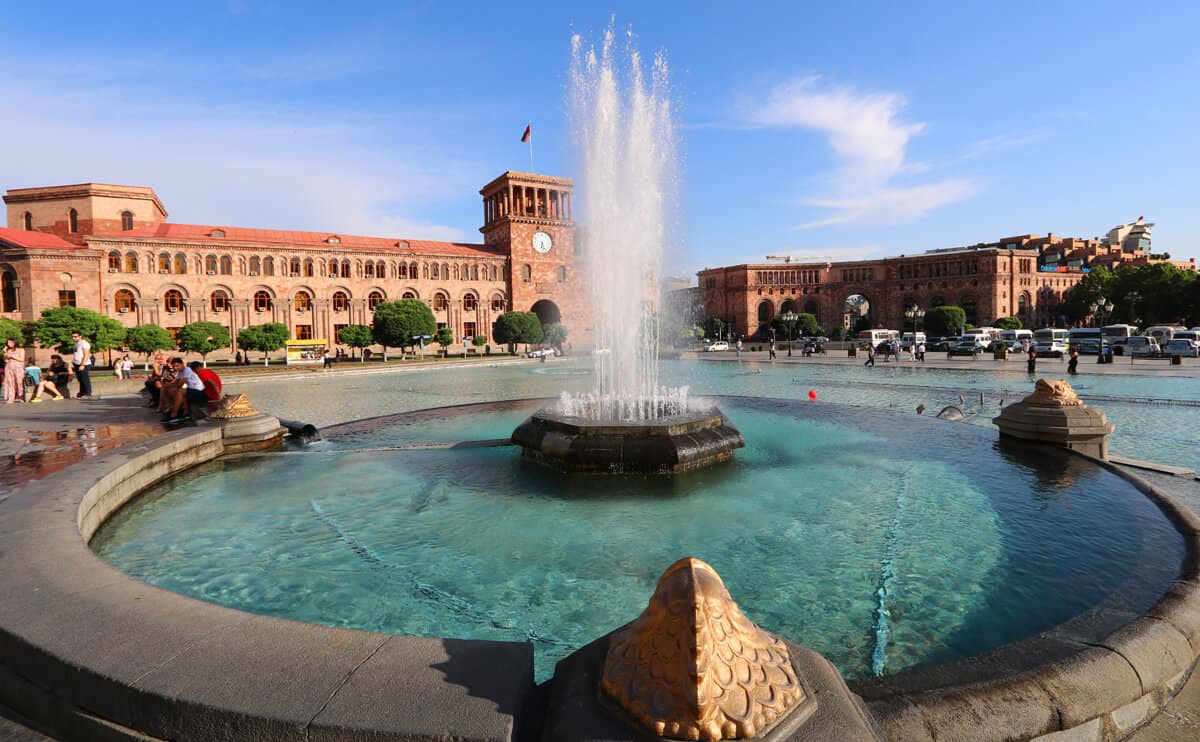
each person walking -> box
[3,338,25,403]
[864,342,876,368]
[916,340,926,363]
[1067,347,1079,375]
[1026,345,1038,375]
[70,331,93,398]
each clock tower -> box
[480,171,590,344]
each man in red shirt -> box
[188,362,222,402]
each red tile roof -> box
[89,223,505,258]
[0,226,83,250]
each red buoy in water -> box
[808,390,818,401]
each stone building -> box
[697,230,1194,340]
[1,172,586,355]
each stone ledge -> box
[0,427,535,741]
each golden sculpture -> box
[601,557,805,740]
[209,393,262,419]
[1023,379,1083,407]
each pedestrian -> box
[70,331,93,398]
[322,348,334,371]
[1026,345,1038,375]
[736,338,742,357]
[1067,347,1079,375]
[864,342,876,368]
[120,355,134,380]
[3,338,25,404]
[768,339,777,360]
[916,341,926,363]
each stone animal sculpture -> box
[1023,379,1083,407]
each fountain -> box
[511,28,744,473]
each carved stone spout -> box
[601,558,806,740]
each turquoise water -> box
[93,397,1183,683]
[235,358,1200,472]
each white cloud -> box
[0,71,477,242]
[748,76,975,227]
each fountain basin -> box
[511,406,744,473]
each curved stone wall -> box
[0,413,1195,741]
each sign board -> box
[285,339,328,365]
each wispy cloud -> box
[0,72,478,241]
[748,75,975,228]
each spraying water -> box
[564,27,689,421]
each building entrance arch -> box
[530,299,561,327]
[841,291,875,332]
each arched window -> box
[68,208,79,233]
[557,265,567,283]
[339,260,350,279]
[290,257,302,276]
[471,264,479,281]
[452,264,460,280]
[22,212,33,231]
[1,265,18,312]
[108,251,122,271]
[368,290,384,310]
[462,263,470,280]
[442,263,450,280]
[410,262,419,278]
[304,258,314,277]
[490,265,498,281]
[332,291,349,312]
[431,263,440,280]
[158,253,171,272]
[491,294,505,312]
[422,263,429,279]
[521,264,532,282]
[433,293,448,311]
[365,262,376,278]
[124,252,138,273]
[294,291,311,311]
[328,258,339,277]
[210,290,229,313]
[121,211,134,231]
[1018,291,1031,315]
[114,289,136,313]
[398,263,408,279]
[249,256,261,275]
[463,294,477,311]
[254,291,272,312]
[402,290,417,300]
[220,255,233,275]
[263,257,275,276]
[164,289,184,313]
[205,255,218,274]
[174,253,187,274]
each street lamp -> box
[1125,292,1141,328]
[904,305,926,334]
[1089,295,1115,327]
[779,311,799,357]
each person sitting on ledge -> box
[27,360,65,402]
[189,361,222,410]
[162,357,208,424]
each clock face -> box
[532,231,553,254]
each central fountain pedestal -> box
[511,407,744,474]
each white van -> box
[900,332,927,349]
[1145,326,1179,343]
[858,329,899,347]
[1125,336,1161,356]
[962,327,1000,349]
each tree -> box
[542,323,567,351]
[703,317,727,341]
[0,318,23,343]
[433,327,455,356]
[176,321,231,366]
[924,306,967,336]
[492,311,543,352]
[238,323,290,365]
[994,316,1023,330]
[372,299,436,360]
[125,324,176,369]
[472,335,487,348]
[32,307,126,356]
[339,324,373,362]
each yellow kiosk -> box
[285,339,328,366]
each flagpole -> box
[528,132,535,172]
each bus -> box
[998,329,1033,346]
[1068,328,1102,345]
[1145,326,1181,344]
[1034,328,1069,344]
[1101,324,1138,341]
[858,329,899,347]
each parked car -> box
[1124,336,1162,357]
[1033,340,1066,358]
[1072,339,1110,356]
[947,339,985,357]
[929,337,956,352]
[1109,337,1131,356]
[527,347,561,358]
[705,341,729,352]
[1164,339,1200,358]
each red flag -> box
[521,124,531,143]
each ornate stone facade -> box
[1,172,588,355]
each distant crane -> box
[765,254,840,263]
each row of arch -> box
[104,250,507,282]
[110,284,508,316]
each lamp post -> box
[1125,292,1141,328]
[1089,295,1115,328]
[904,305,925,334]
[779,311,799,357]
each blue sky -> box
[3,1,1197,277]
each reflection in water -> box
[0,422,163,497]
